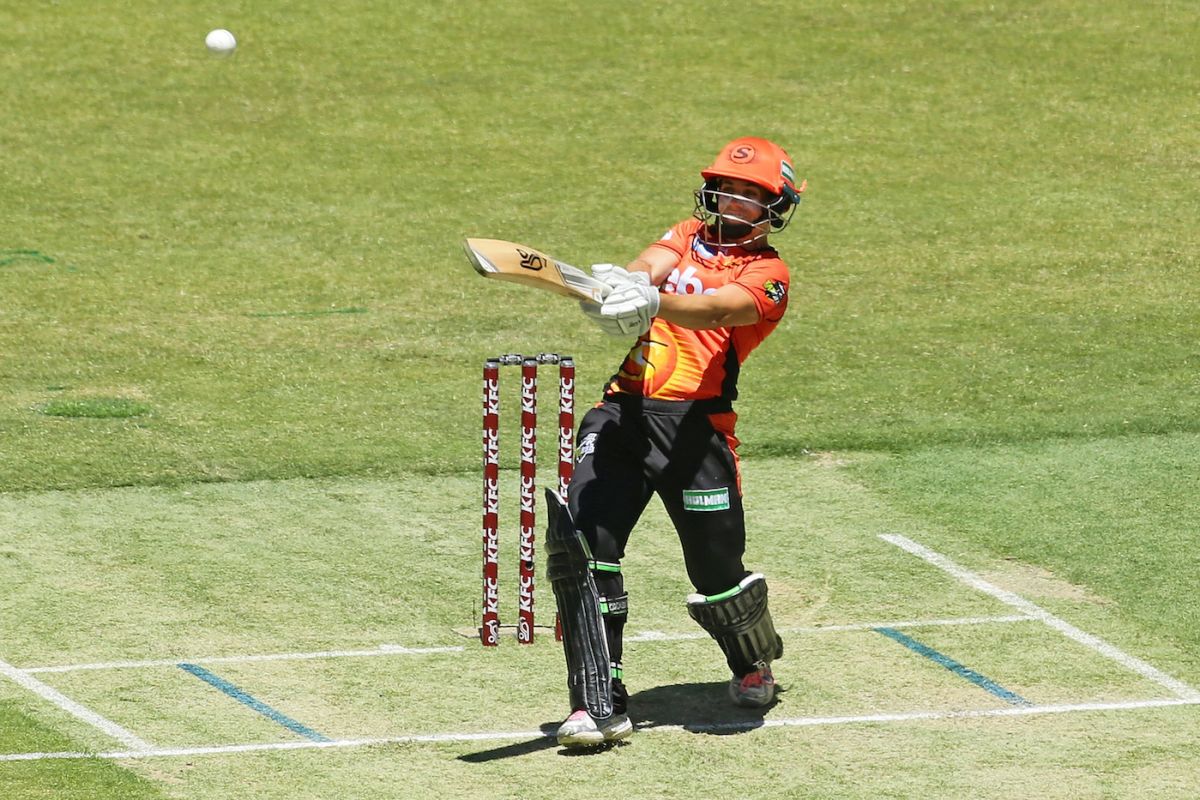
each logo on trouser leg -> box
[682,487,731,511]
[577,432,598,460]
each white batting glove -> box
[580,299,627,336]
[599,277,660,336]
[590,263,639,290]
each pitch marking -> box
[24,644,464,675]
[7,536,1196,763]
[628,614,1033,643]
[179,664,329,742]
[1,697,1195,762]
[0,657,153,752]
[874,627,1031,706]
[880,533,1200,701]
[21,620,1025,675]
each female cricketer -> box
[547,136,805,747]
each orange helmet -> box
[694,137,806,241]
[700,137,805,204]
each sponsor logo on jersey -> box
[763,279,787,305]
[682,487,731,512]
[577,431,598,459]
[665,264,717,296]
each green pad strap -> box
[686,573,783,675]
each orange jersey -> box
[608,218,790,402]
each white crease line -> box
[0,657,153,752]
[24,644,465,674]
[629,614,1033,642]
[2,696,1196,762]
[880,533,1200,702]
[23,621,1029,674]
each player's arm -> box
[656,284,760,330]
[625,244,760,329]
[625,244,679,286]
[588,242,764,335]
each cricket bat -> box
[463,238,610,305]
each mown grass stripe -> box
[245,307,368,318]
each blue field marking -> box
[178,663,330,742]
[874,627,1032,706]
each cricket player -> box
[545,137,804,747]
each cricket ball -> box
[205,29,237,57]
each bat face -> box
[464,238,609,304]
[512,246,551,272]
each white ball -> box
[205,29,237,57]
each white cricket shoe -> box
[729,666,776,707]
[555,709,634,748]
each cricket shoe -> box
[555,709,634,748]
[729,665,776,708]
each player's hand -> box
[599,276,660,335]
[591,263,639,290]
[580,299,627,336]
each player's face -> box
[715,178,770,220]
[714,178,772,241]
[693,174,778,247]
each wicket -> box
[481,353,575,646]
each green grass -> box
[848,432,1200,657]
[39,397,152,419]
[1,458,1197,797]
[3,0,1199,490]
[2,0,1199,796]
[0,704,166,799]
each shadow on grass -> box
[457,681,781,762]
[456,721,633,762]
[455,723,559,763]
[629,680,780,735]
